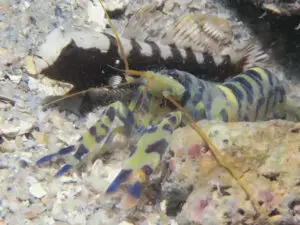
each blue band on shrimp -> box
[36,145,75,165]
[55,164,73,177]
[106,169,132,193]
[128,181,142,199]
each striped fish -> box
[33,28,260,93]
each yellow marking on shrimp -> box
[217,84,239,120]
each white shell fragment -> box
[87,0,105,30]
[0,125,20,138]
[23,55,36,75]
[29,183,47,198]
[18,120,35,135]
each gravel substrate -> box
[0,0,300,224]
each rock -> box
[23,203,46,219]
[6,74,22,84]
[54,222,69,225]
[50,113,65,130]
[0,218,7,225]
[59,176,77,184]
[103,0,131,12]
[87,0,105,31]
[85,112,102,129]
[69,211,86,225]
[166,120,300,225]
[24,55,36,75]
[32,130,48,145]
[87,209,119,225]
[0,102,12,110]
[48,181,62,197]
[26,176,38,185]
[0,48,8,63]
[29,183,47,199]
[118,222,134,225]
[0,116,35,138]
[84,160,110,192]
[52,202,68,222]
[90,159,105,177]
[85,176,109,193]
[18,120,35,135]
[15,187,31,201]
[0,123,20,138]
[57,131,80,146]
[27,76,40,91]
[7,199,20,213]
[0,138,18,152]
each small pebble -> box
[18,120,35,135]
[51,113,65,129]
[87,209,116,225]
[91,159,105,177]
[119,222,134,225]
[15,189,31,201]
[32,130,48,144]
[29,183,47,198]
[0,218,7,225]
[6,74,22,84]
[169,158,176,171]
[59,176,77,184]
[24,202,46,219]
[0,124,20,138]
[52,202,68,222]
[87,0,105,30]
[0,138,18,152]
[187,143,202,159]
[7,199,20,213]
[85,176,109,193]
[85,112,101,128]
[69,212,86,225]
[26,176,38,185]
[54,222,69,225]
[57,131,80,146]
[294,204,300,214]
[0,102,12,110]
[27,76,41,91]
[24,56,36,75]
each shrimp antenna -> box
[42,79,143,109]
[98,1,148,81]
[107,64,126,73]
[97,0,129,74]
[43,1,146,109]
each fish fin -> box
[161,14,233,52]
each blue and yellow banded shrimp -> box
[36,65,298,220]
[34,1,299,224]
